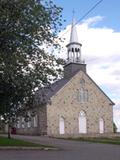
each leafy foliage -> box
[113,122,117,133]
[0,0,64,130]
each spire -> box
[66,12,83,64]
[64,11,86,79]
[70,13,78,43]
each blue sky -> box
[53,0,120,131]
[54,0,120,31]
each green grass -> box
[0,136,52,148]
[69,137,120,145]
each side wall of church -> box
[47,71,113,137]
[16,105,47,135]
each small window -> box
[33,115,38,127]
[27,121,31,128]
[27,111,31,128]
[21,117,25,128]
[17,117,21,128]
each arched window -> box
[79,89,88,102]
[80,110,86,117]
[78,79,89,102]
[75,48,78,52]
[80,88,84,102]
[99,118,104,134]
[59,117,65,135]
[79,111,87,133]
[72,48,74,52]
[84,90,89,102]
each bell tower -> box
[64,15,86,79]
[66,17,82,63]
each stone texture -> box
[16,105,47,135]
[47,70,113,137]
[16,69,114,137]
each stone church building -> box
[16,18,114,137]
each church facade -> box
[16,18,114,137]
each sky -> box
[53,0,120,131]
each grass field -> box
[70,136,120,145]
[0,136,51,148]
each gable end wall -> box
[47,71,113,137]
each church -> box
[16,18,114,137]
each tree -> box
[0,0,64,138]
[113,122,117,133]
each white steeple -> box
[70,18,78,43]
[66,14,83,63]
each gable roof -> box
[34,78,69,106]
[34,70,115,106]
[85,73,115,105]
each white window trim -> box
[27,111,31,128]
[79,88,89,103]
[59,116,65,135]
[33,115,38,127]
[99,118,104,134]
[79,111,87,134]
[21,117,25,128]
[17,117,21,129]
[27,121,31,128]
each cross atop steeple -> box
[66,13,83,64]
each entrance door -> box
[59,117,65,134]
[79,111,87,133]
[99,118,104,134]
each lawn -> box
[0,136,51,148]
[70,136,120,145]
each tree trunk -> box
[8,124,11,139]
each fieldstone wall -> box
[47,70,113,137]
[38,105,47,135]
[16,105,47,135]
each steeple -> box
[64,14,86,79]
[66,14,83,63]
[70,17,79,43]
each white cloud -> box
[57,16,120,131]
[82,16,104,27]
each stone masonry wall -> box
[16,105,47,135]
[47,71,113,137]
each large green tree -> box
[0,0,64,138]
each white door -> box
[99,118,104,134]
[79,111,87,133]
[59,117,65,134]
